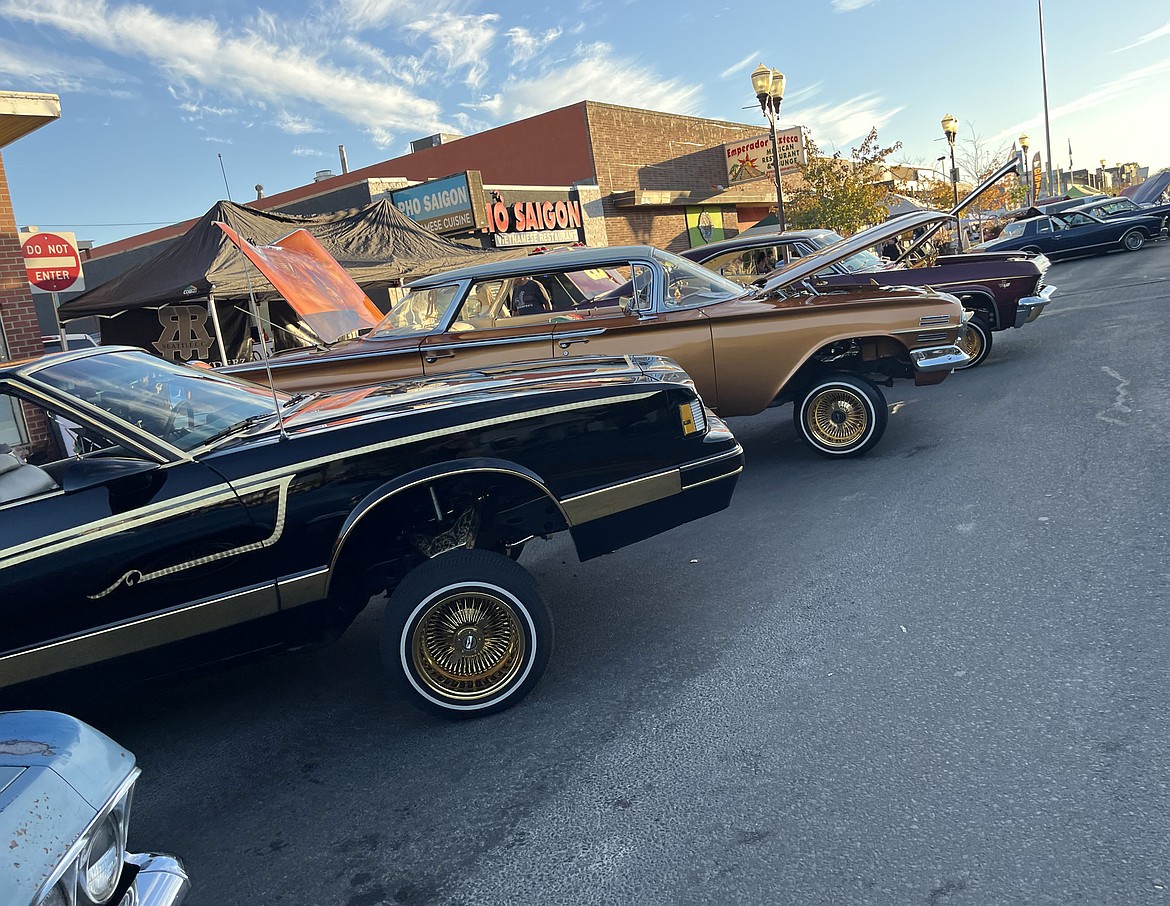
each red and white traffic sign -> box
[20,230,85,294]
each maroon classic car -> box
[682,209,1052,370]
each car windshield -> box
[32,350,285,452]
[799,231,882,272]
[368,284,461,338]
[652,249,744,306]
[998,222,1026,240]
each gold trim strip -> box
[88,477,293,598]
[561,469,682,526]
[0,584,278,687]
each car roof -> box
[679,228,839,260]
[406,245,663,287]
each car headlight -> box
[34,769,137,906]
[81,813,124,902]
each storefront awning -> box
[0,92,61,150]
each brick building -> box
[75,101,788,311]
[0,92,60,364]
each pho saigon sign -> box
[724,127,805,187]
[483,187,587,248]
[390,171,488,235]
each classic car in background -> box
[0,348,741,717]
[976,208,1166,259]
[1,709,189,906]
[1065,195,1170,232]
[678,210,1053,370]
[221,234,969,458]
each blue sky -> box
[2,0,1168,249]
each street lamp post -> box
[941,114,960,250]
[751,63,786,232]
[1019,133,1031,205]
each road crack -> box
[1097,366,1132,426]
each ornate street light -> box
[751,62,787,232]
[1019,133,1031,205]
[941,114,960,209]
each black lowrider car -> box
[1,709,189,906]
[0,348,742,717]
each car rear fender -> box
[325,459,569,598]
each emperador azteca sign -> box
[483,188,586,248]
[724,127,805,187]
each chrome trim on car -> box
[222,342,425,373]
[126,853,191,906]
[277,567,331,610]
[422,331,560,353]
[918,314,950,326]
[1014,284,1056,328]
[910,345,970,372]
[0,583,279,686]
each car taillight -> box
[679,399,707,436]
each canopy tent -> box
[56,199,524,365]
[1064,183,1101,198]
[58,199,517,318]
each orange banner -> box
[215,223,384,343]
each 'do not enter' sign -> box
[20,231,85,293]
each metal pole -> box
[1038,0,1055,197]
[206,293,230,365]
[767,104,786,232]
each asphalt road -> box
[71,240,1170,905]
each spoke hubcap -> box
[412,591,524,701]
[807,388,868,447]
[957,324,983,359]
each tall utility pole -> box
[1038,0,1056,197]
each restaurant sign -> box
[724,127,806,186]
[391,171,487,234]
[483,187,587,248]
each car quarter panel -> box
[702,291,961,416]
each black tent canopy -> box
[58,198,515,318]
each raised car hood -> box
[758,210,951,293]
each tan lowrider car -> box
[222,236,969,457]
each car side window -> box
[0,389,141,505]
[1036,219,1053,234]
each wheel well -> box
[955,291,998,329]
[776,335,912,406]
[326,471,569,619]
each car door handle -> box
[424,350,457,363]
[558,338,590,350]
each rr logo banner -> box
[153,305,213,361]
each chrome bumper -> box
[1014,284,1056,328]
[911,344,970,373]
[124,853,190,906]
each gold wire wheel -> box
[805,387,870,448]
[411,590,525,702]
[956,322,985,360]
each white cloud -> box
[471,41,702,122]
[720,52,760,80]
[274,111,322,135]
[1114,17,1170,52]
[0,35,135,94]
[0,0,449,145]
[506,26,562,67]
[291,147,327,157]
[798,93,904,149]
[832,0,875,10]
[404,13,499,88]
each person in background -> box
[509,276,552,315]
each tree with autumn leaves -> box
[786,128,902,236]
